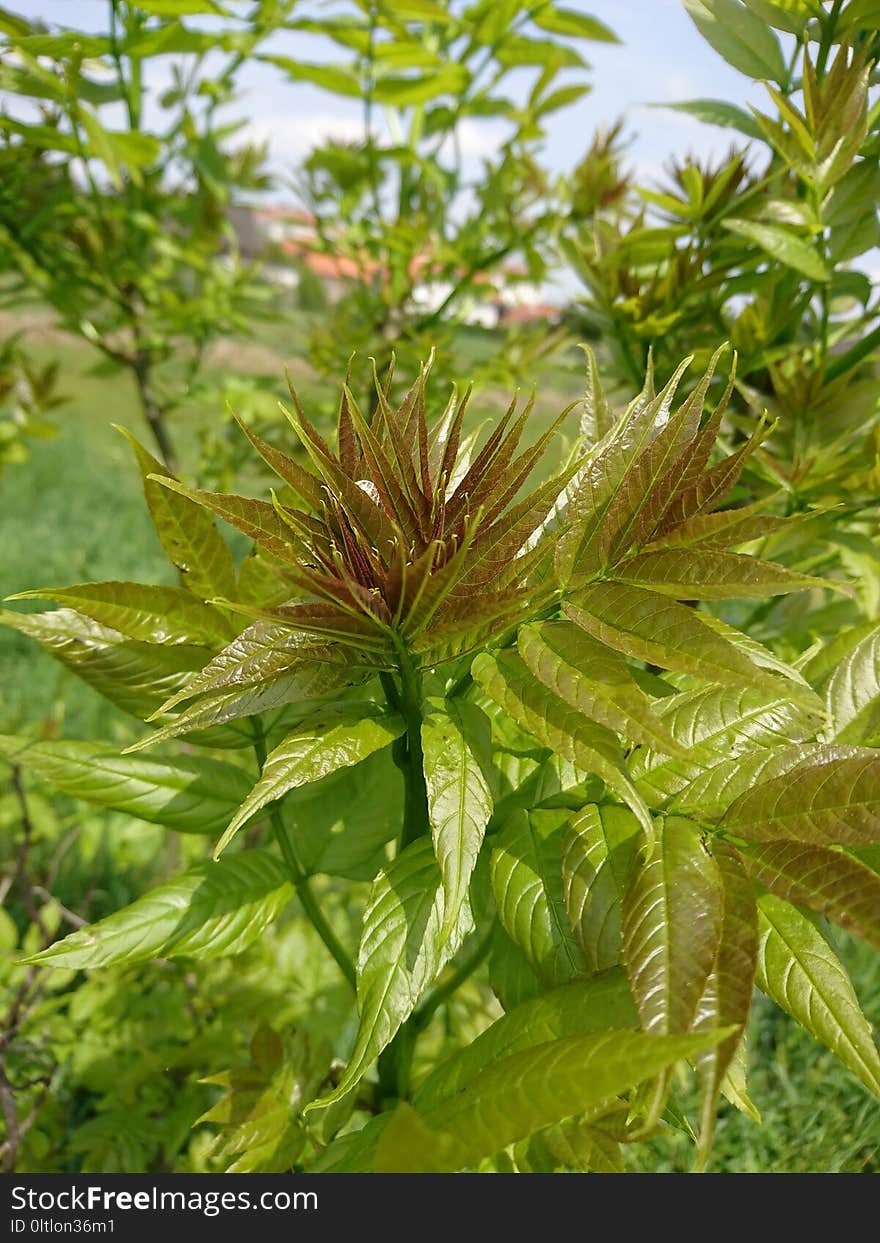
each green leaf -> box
[723,219,830,281]
[306,838,473,1112]
[381,0,455,21]
[116,427,236,601]
[756,894,880,1096]
[561,804,642,971]
[373,1103,461,1173]
[800,620,880,689]
[645,499,796,551]
[579,345,614,444]
[614,548,830,599]
[0,737,252,835]
[530,1112,626,1173]
[397,1028,732,1171]
[622,817,723,1035]
[472,650,653,836]
[24,852,293,968]
[127,664,359,751]
[307,1115,391,1173]
[261,56,362,97]
[491,809,588,984]
[824,322,880,384]
[741,0,815,35]
[489,923,543,1011]
[532,6,619,41]
[216,706,405,857]
[518,620,688,755]
[535,83,592,116]
[692,842,758,1164]
[104,129,161,168]
[496,35,586,69]
[670,744,830,821]
[124,22,219,54]
[565,582,801,695]
[136,1,228,14]
[155,622,333,714]
[631,684,818,813]
[373,63,468,105]
[414,970,637,1112]
[662,99,764,140]
[0,607,211,721]
[684,0,787,84]
[825,624,880,745]
[742,842,880,949]
[722,750,880,845]
[7,581,233,646]
[149,477,302,567]
[422,700,493,942]
[555,356,695,583]
[283,749,403,881]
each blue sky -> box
[14,0,772,188]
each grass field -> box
[2,322,879,1174]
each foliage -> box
[0,1,280,468]
[4,342,879,1173]
[564,0,880,661]
[295,260,328,314]
[1,0,879,1179]
[0,338,64,475]
[278,0,617,406]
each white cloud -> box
[241,110,375,163]
[455,119,512,159]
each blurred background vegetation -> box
[1,0,879,1172]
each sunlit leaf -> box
[25,852,293,968]
[722,749,880,845]
[561,803,642,971]
[0,736,252,834]
[692,842,758,1164]
[473,650,652,835]
[742,841,880,948]
[491,808,588,983]
[756,894,880,1096]
[306,838,473,1112]
[422,699,493,941]
[622,816,723,1035]
[216,706,405,856]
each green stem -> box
[816,0,843,81]
[413,923,494,1032]
[252,724,356,991]
[388,639,430,852]
[375,643,433,1102]
[376,923,494,1103]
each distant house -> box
[230,204,561,323]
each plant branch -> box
[816,0,844,81]
[252,724,356,991]
[388,638,430,851]
[131,349,178,472]
[413,922,494,1032]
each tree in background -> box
[269,0,617,407]
[0,1,289,470]
[563,0,880,643]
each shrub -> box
[4,348,879,1172]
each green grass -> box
[1,343,175,740]
[2,329,879,1174]
[632,939,880,1173]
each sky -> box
[10,0,773,190]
